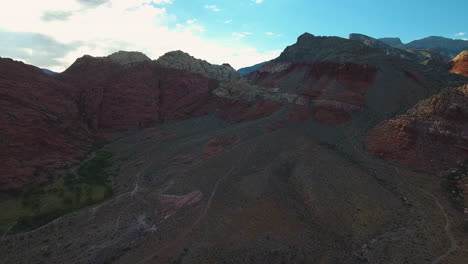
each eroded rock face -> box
[367,84,468,169]
[59,56,220,133]
[450,50,468,77]
[0,58,91,191]
[155,50,240,81]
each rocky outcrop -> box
[378,37,405,49]
[106,51,151,67]
[155,50,240,81]
[0,58,91,191]
[449,50,468,76]
[367,84,468,169]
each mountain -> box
[449,50,468,76]
[350,33,451,67]
[381,36,468,58]
[0,58,91,191]
[378,37,405,48]
[1,34,468,264]
[367,84,468,170]
[155,50,240,81]
[247,33,463,125]
[406,36,468,58]
[57,55,220,133]
[237,61,268,76]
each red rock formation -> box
[0,58,91,191]
[248,62,378,125]
[58,57,220,133]
[367,84,468,169]
[449,51,468,77]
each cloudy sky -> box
[0,0,466,72]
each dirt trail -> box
[136,167,236,264]
[348,123,457,264]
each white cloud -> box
[204,5,220,12]
[265,32,273,35]
[224,20,232,24]
[463,38,468,41]
[253,0,264,3]
[0,0,280,71]
[454,32,465,36]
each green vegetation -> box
[0,150,118,234]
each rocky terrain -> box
[367,84,468,170]
[450,50,468,77]
[350,33,451,68]
[107,51,151,67]
[155,50,240,81]
[238,61,268,76]
[0,58,91,191]
[1,32,468,264]
[378,37,405,49]
[380,36,468,58]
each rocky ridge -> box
[367,84,468,169]
[350,33,451,67]
[449,50,468,76]
[106,51,151,67]
[155,50,240,81]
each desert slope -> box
[0,58,91,191]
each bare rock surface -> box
[155,50,240,81]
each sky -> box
[0,0,466,72]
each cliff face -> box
[449,50,468,77]
[0,58,91,191]
[58,56,221,133]
[155,50,240,81]
[379,37,405,49]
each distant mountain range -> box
[238,35,468,75]
[379,36,468,58]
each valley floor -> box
[1,112,466,264]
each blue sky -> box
[0,0,466,71]
[166,0,468,48]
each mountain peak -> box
[297,32,316,42]
[106,51,151,66]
